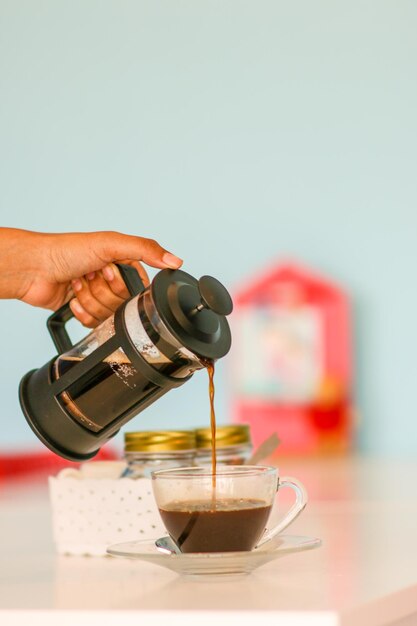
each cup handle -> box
[256,475,308,548]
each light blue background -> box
[1,1,416,456]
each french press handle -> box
[47,264,145,354]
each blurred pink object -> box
[0,445,119,482]
[231,261,353,455]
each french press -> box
[19,267,233,461]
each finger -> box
[125,260,150,287]
[106,259,150,288]
[71,277,114,321]
[65,283,75,301]
[101,263,148,298]
[98,233,183,270]
[69,298,100,329]
[85,271,125,312]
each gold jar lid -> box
[124,430,196,453]
[195,424,251,449]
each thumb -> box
[96,232,183,270]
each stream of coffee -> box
[207,360,216,481]
[201,358,217,489]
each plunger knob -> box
[196,275,233,316]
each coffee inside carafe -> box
[54,352,156,432]
[52,293,200,433]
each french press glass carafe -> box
[19,266,232,461]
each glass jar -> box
[195,424,253,466]
[123,430,196,478]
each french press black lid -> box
[151,270,232,359]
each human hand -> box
[0,229,183,328]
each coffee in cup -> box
[152,465,307,553]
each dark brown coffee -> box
[54,355,158,432]
[159,498,272,553]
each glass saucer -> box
[107,535,321,576]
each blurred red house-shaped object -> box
[231,262,353,455]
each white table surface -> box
[1,455,417,626]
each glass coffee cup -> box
[152,465,307,553]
